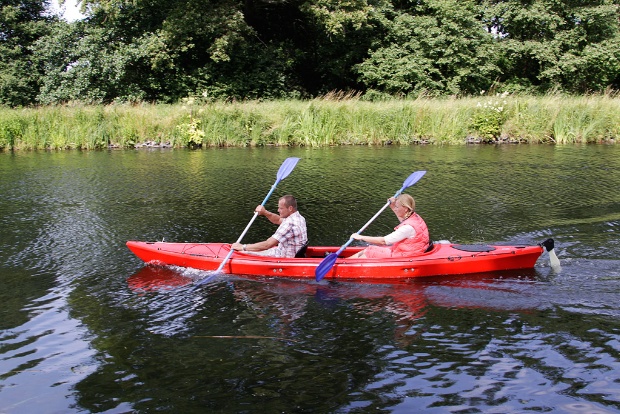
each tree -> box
[481,0,620,93]
[34,21,163,103]
[355,0,501,96]
[0,0,54,106]
[8,0,620,105]
[290,0,391,94]
[35,0,311,102]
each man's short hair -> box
[281,195,297,209]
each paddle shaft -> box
[334,198,394,255]
[213,183,279,273]
[348,170,426,245]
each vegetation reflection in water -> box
[0,145,619,413]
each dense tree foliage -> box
[357,0,501,96]
[481,0,620,93]
[0,0,55,106]
[1,0,619,106]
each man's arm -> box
[232,237,279,252]
[256,206,283,225]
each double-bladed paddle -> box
[315,170,427,282]
[195,157,300,285]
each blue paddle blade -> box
[400,170,426,192]
[315,252,338,281]
[277,157,300,182]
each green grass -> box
[1,93,619,151]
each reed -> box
[1,93,618,151]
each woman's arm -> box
[383,225,415,245]
[351,233,387,245]
[351,225,415,246]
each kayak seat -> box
[295,241,309,258]
[425,240,434,253]
[452,244,496,252]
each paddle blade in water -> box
[540,238,561,269]
[193,270,220,287]
[548,249,561,269]
[315,252,339,282]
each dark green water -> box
[1,145,619,413]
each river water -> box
[1,145,619,413]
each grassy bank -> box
[1,93,619,150]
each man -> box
[231,195,307,258]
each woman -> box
[349,194,430,258]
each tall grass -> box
[1,93,619,151]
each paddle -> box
[540,238,561,269]
[195,157,300,285]
[315,170,427,282]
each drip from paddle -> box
[315,170,426,282]
[195,157,300,285]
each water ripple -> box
[2,147,620,413]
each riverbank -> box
[1,93,618,150]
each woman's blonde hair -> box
[396,194,415,214]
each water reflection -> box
[2,146,620,413]
[116,262,620,412]
[127,266,193,292]
[125,265,554,345]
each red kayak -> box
[126,239,555,281]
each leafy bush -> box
[470,93,509,140]
[176,115,205,147]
